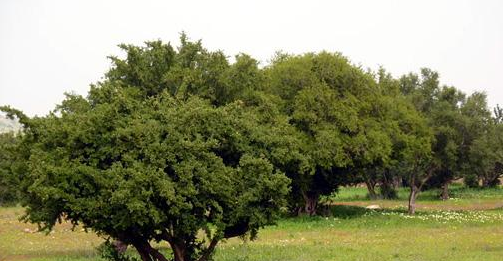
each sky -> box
[0,0,502,117]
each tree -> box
[102,34,307,217]
[398,69,493,206]
[7,92,289,261]
[265,52,393,215]
[384,96,432,214]
[468,112,503,187]
[459,92,493,187]
[3,35,293,260]
[399,69,449,213]
[359,68,418,200]
[425,86,466,200]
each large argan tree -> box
[2,36,292,261]
[4,91,289,261]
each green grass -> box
[2,186,503,261]
[331,184,503,201]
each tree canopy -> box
[1,34,501,260]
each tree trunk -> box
[407,166,434,215]
[408,185,418,215]
[197,238,219,261]
[482,172,501,188]
[408,172,418,215]
[133,243,154,261]
[169,242,187,261]
[149,247,169,261]
[133,241,169,261]
[302,192,319,216]
[392,175,402,189]
[482,175,490,188]
[441,181,449,200]
[380,169,397,199]
[365,180,378,200]
[112,240,128,254]
[380,181,396,199]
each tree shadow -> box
[6,244,174,261]
[325,205,372,219]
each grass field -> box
[1,185,502,261]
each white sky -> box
[1,0,502,116]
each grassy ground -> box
[1,185,502,261]
[328,185,503,211]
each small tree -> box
[386,97,432,215]
[426,86,466,200]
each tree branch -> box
[197,237,219,261]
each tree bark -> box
[408,167,433,215]
[132,241,169,261]
[133,243,154,261]
[365,180,378,200]
[380,169,397,199]
[392,175,402,189]
[159,231,188,261]
[408,172,418,215]
[148,246,169,261]
[167,241,187,261]
[408,184,418,215]
[197,238,219,261]
[302,192,319,216]
[441,181,449,200]
[481,172,501,188]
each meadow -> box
[1,185,502,261]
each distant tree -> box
[468,106,503,188]
[469,125,503,187]
[398,69,498,205]
[385,96,432,214]
[399,69,457,213]
[359,68,424,200]
[426,86,466,200]
[459,92,493,187]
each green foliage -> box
[369,69,432,199]
[469,122,503,187]
[5,35,295,261]
[2,33,502,260]
[102,33,261,107]
[16,90,290,261]
[0,132,22,205]
[396,69,492,201]
[264,52,400,213]
[97,240,139,261]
